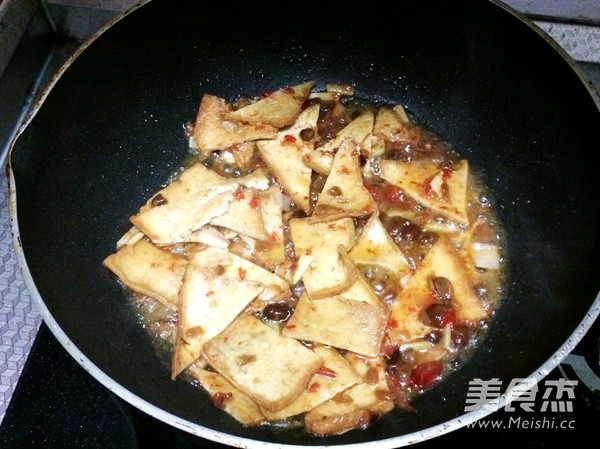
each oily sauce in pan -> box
[104,82,504,435]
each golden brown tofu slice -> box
[171,265,264,378]
[260,345,362,421]
[306,110,374,175]
[379,159,470,225]
[193,94,277,152]
[255,104,320,213]
[311,138,376,222]
[289,217,356,299]
[187,363,266,426]
[282,292,389,357]
[188,246,290,303]
[103,238,185,310]
[387,236,488,344]
[130,163,240,245]
[373,106,420,147]
[228,81,315,128]
[348,212,410,275]
[340,273,383,307]
[304,354,394,435]
[252,185,286,268]
[210,188,268,241]
[204,314,322,412]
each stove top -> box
[1,1,599,448]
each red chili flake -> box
[238,267,247,280]
[249,193,259,210]
[261,90,272,97]
[309,382,320,392]
[212,392,232,409]
[285,324,296,330]
[410,360,443,390]
[317,366,337,379]
[386,318,398,330]
[442,167,453,179]
[339,167,350,176]
[206,291,214,297]
[283,87,295,94]
[254,124,266,131]
[269,231,280,243]
[422,176,435,198]
[351,148,361,157]
[234,190,245,201]
[439,309,457,329]
[424,184,435,198]
[282,134,296,144]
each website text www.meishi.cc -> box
[464,377,578,430]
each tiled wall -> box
[537,22,600,63]
[501,0,600,22]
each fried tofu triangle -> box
[306,110,374,175]
[193,94,277,152]
[348,212,409,275]
[204,314,322,412]
[256,103,320,213]
[103,238,185,311]
[259,345,362,421]
[379,159,470,225]
[210,187,269,241]
[289,217,356,299]
[282,292,389,358]
[130,164,270,246]
[387,236,488,344]
[188,246,290,303]
[130,163,238,246]
[188,363,266,426]
[171,265,264,378]
[229,81,316,128]
[311,138,376,222]
[304,354,393,435]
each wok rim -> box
[5,0,600,447]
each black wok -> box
[7,0,600,447]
